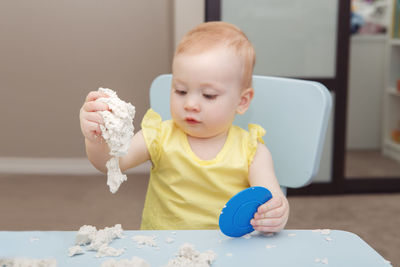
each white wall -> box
[0,0,173,174]
[173,0,204,49]
[346,35,386,150]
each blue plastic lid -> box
[219,186,272,237]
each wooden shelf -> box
[390,39,400,45]
[383,139,400,163]
[382,1,400,165]
[387,87,400,96]
[385,139,400,150]
[352,34,386,42]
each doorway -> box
[206,0,400,194]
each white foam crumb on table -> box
[321,258,329,264]
[165,237,175,244]
[29,237,39,243]
[288,233,296,237]
[322,229,331,235]
[315,257,329,264]
[101,256,150,267]
[70,224,124,258]
[312,229,333,242]
[383,259,393,265]
[265,244,277,249]
[242,234,252,239]
[96,87,135,194]
[312,229,331,235]
[226,253,233,257]
[0,258,57,267]
[262,232,275,237]
[68,245,84,257]
[171,231,177,235]
[163,243,217,267]
[132,235,158,247]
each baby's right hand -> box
[79,91,110,144]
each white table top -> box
[0,229,390,267]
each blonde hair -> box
[175,21,255,90]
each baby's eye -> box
[203,94,217,100]
[175,89,187,96]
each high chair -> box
[149,74,332,193]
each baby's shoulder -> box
[230,124,265,146]
[231,124,263,137]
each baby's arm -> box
[248,143,289,233]
[79,91,150,173]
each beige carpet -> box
[346,149,400,178]
[0,174,399,266]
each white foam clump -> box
[69,224,124,258]
[163,243,217,267]
[0,258,57,267]
[68,245,84,257]
[101,256,150,267]
[131,235,158,247]
[96,244,125,258]
[75,225,97,245]
[96,87,135,194]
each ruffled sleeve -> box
[141,109,162,166]
[247,124,266,166]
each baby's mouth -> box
[185,117,199,124]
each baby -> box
[79,21,289,232]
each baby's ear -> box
[236,87,254,115]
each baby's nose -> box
[184,96,200,112]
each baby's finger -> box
[252,225,282,233]
[83,121,103,142]
[250,217,282,228]
[83,101,109,112]
[257,196,282,214]
[85,91,109,102]
[86,121,102,134]
[254,204,285,219]
[84,112,105,125]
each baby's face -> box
[170,46,243,139]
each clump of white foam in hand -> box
[69,224,125,258]
[0,258,57,267]
[96,88,135,193]
[101,256,150,267]
[163,243,217,267]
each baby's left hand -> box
[250,194,289,233]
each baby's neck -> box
[187,130,229,161]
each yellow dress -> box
[140,109,265,230]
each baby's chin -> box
[175,124,208,139]
[187,128,229,140]
[172,118,228,139]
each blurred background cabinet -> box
[383,0,400,162]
